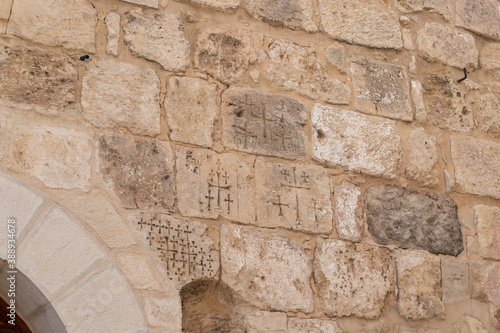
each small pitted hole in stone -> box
[233,108,244,117]
[80,54,91,61]
[316,129,325,139]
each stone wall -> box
[0,0,499,332]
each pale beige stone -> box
[480,43,500,77]
[0,0,11,33]
[404,128,439,187]
[334,181,363,242]
[312,104,401,179]
[176,0,240,12]
[117,253,163,291]
[317,0,402,49]
[450,136,500,199]
[417,23,478,70]
[123,8,190,72]
[456,0,500,40]
[469,260,500,327]
[411,80,427,123]
[144,294,181,329]
[288,318,342,333]
[397,251,444,320]
[402,28,414,50]
[463,316,488,333]
[474,205,500,260]
[7,0,96,53]
[121,0,158,7]
[165,77,217,147]
[221,224,314,313]
[441,258,469,304]
[314,239,394,319]
[267,39,350,104]
[394,0,450,20]
[255,158,333,234]
[476,91,500,138]
[176,146,254,224]
[105,12,120,57]
[444,169,455,193]
[246,311,287,333]
[81,58,161,137]
[326,43,345,72]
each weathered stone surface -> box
[221,224,314,313]
[334,182,363,242]
[416,23,478,70]
[469,261,500,328]
[246,311,287,333]
[267,40,350,104]
[441,258,469,304]
[326,43,345,72]
[364,185,463,256]
[0,0,11,33]
[121,0,158,8]
[81,58,161,136]
[411,80,427,123]
[476,91,500,137]
[474,205,500,260]
[288,318,342,333]
[397,251,444,320]
[394,0,450,19]
[462,316,489,333]
[456,0,500,40]
[123,8,190,72]
[165,77,217,147]
[317,0,402,49]
[116,253,163,291]
[351,57,412,121]
[243,0,316,32]
[221,87,307,159]
[450,136,500,199]
[480,43,500,78]
[402,28,414,51]
[0,40,77,116]
[404,128,439,187]
[314,239,394,319]
[175,146,254,224]
[312,104,401,179]
[144,294,181,329]
[255,158,332,234]
[7,0,96,53]
[97,133,175,210]
[176,0,240,12]
[105,12,120,57]
[195,28,256,85]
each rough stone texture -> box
[314,238,394,319]
[312,104,402,179]
[175,146,254,224]
[480,43,500,79]
[165,76,217,147]
[0,40,77,116]
[116,253,163,291]
[476,91,500,137]
[123,8,190,72]
[267,40,350,105]
[221,224,314,313]
[81,58,161,137]
[364,185,463,256]
[411,80,427,123]
[246,311,287,332]
[402,28,414,51]
[317,0,402,49]
[469,261,500,328]
[404,128,439,187]
[456,0,500,40]
[473,205,500,260]
[105,12,120,57]
[351,57,412,121]
[397,251,444,320]
[334,181,363,242]
[121,0,158,7]
[326,43,345,72]
[288,318,342,333]
[450,136,500,199]
[177,0,240,12]
[462,316,489,333]
[221,87,307,160]
[144,295,181,329]
[0,0,11,33]
[195,28,256,85]
[416,23,478,70]
[394,0,450,19]
[255,158,333,234]
[441,258,469,304]
[7,0,96,53]
[97,133,175,210]
[243,0,317,32]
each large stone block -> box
[105,12,120,57]
[364,185,463,256]
[480,43,500,78]
[456,0,500,40]
[176,0,240,12]
[288,318,342,333]
[441,258,469,304]
[394,0,450,19]
[255,158,332,234]
[312,104,401,179]
[314,239,394,319]
[450,136,500,199]
[221,224,314,313]
[116,253,163,291]
[476,91,500,138]
[144,294,181,329]
[404,128,439,187]
[333,181,363,242]
[81,58,161,137]
[469,261,500,327]
[245,311,287,333]
[474,205,500,260]
[266,40,350,104]
[221,87,307,160]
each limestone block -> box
[450,136,500,199]
[288,318,342,333]
[394,0,450,20]
[144,294,182,329]
[246,311,287,332]
[469,260,500,327]
[441,258,469,304]
[123,8,190,72]
[404,128,439,187]
[121,0,158,8]
[456,0,500,40]
[480,43,500,77]
[165,77,218,147]
[351,57,412,121]
[462,316,488,333]
[243,0,317,32]
[402,28,414,50]
[7,0,96,53]
[317,0,402,49]
[221,87,307,160]
[53,262,147,333]
[116,253,163,291]
[17,205,107,299]
[397,251,444,320]
[195,28,256,85]
[326,43,345,72]
[81,58,161,136]
[221,224,314,313]
[474,205,500,260]
[416,23,478,70]
[411,80,427,123]
[97,133,175,210]
[314,238,394,319]
[334,181,363,242]
[175,146,255,224]
[267,39,350,105]
[312,104,401,179]
[176,0,240,12]
[255,158,333,234]
[364,185,463,256]
[0,0,11,33]
[105,12,120,57]
[476,91,500,138]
